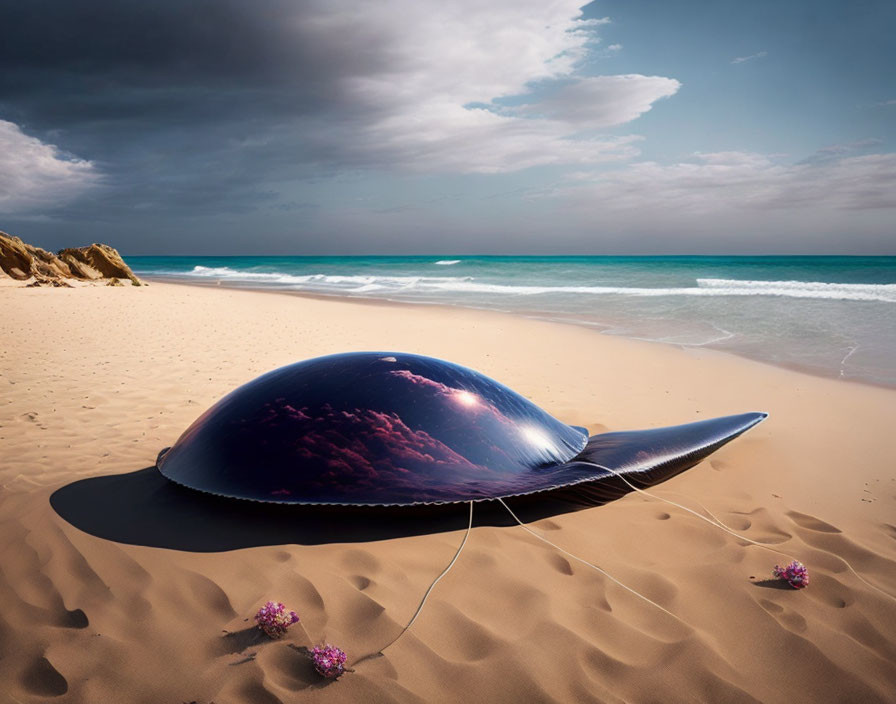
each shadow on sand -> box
[50,467,629,551]
[751,578,798,591]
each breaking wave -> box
[185,265,473,291]
[172,267,896,302]
[695,279,896,302]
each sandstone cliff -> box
[0,231,142,286]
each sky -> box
[0,0,894,254]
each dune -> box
[1,281,894,703]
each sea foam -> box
[185,266,896,302]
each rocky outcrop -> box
[58,243,141,285]
[0,231,142,286]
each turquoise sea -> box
[128,256,896,388]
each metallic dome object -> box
[157,352,766,505]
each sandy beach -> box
[2,281,895,704]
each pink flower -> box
[773,561,809,589]
[311,644,348,679]
[254,601,300,638]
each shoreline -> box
[143,275,896,392]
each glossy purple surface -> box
[157,352,590,504]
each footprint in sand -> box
[339,548,381,574]
[427,605,504,662]
[263,646,316,692]
[758,599,808,634]
[293,573,325,611]
[725,515,752,531]
[347,574,372,591]
[21,656,68,697]
[759,599,783,613]
[185,571,235,619]
[341,589,387,625]
[805,572,853,609]
[546,553,574,575]
[786,510,841,533]
[635,572,679,605]
[234,680,284,704]
[60,608,89,629]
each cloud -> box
[304,3,675,172]
[558,150,896,214]
[1,0,680,210]
[731,51,768,64]
[389,369,463,396]
[0,120,99,214]
[244,398,538,501]
[358,103,645,174]
[512,75,680,128]
[797,139,883,165]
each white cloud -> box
[334,1,595,110]
[731,51,768,64]
[361,103,646,173]
[513,75,680,128]
[0,120,99,214]
[557,151,896,214]
[300,0,679,173]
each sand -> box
[1,281,895,703]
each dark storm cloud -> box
[0,0,383,123]
[0,0,405,220]
[1,0,697,252]
[2,0,669,221]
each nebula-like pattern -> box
[157,352,590,504]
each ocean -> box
[127,255,896,388]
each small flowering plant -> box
[255,601,300,638]
[311,644,348,679]
[773,561,809,589]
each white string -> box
[357,461,894,671]
[495,496,685,624]
[586,463,800,560]
[375,500,475,655]
[579,460,896,602]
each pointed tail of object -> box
[561,412,768,500]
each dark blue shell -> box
[157,352,590,505]
[157,351,768,506]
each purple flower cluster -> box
[773,561,809,589]
[254,601,299,638]
[311,644,348,679]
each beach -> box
[2,280,895,703]
[129,255,896,388]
